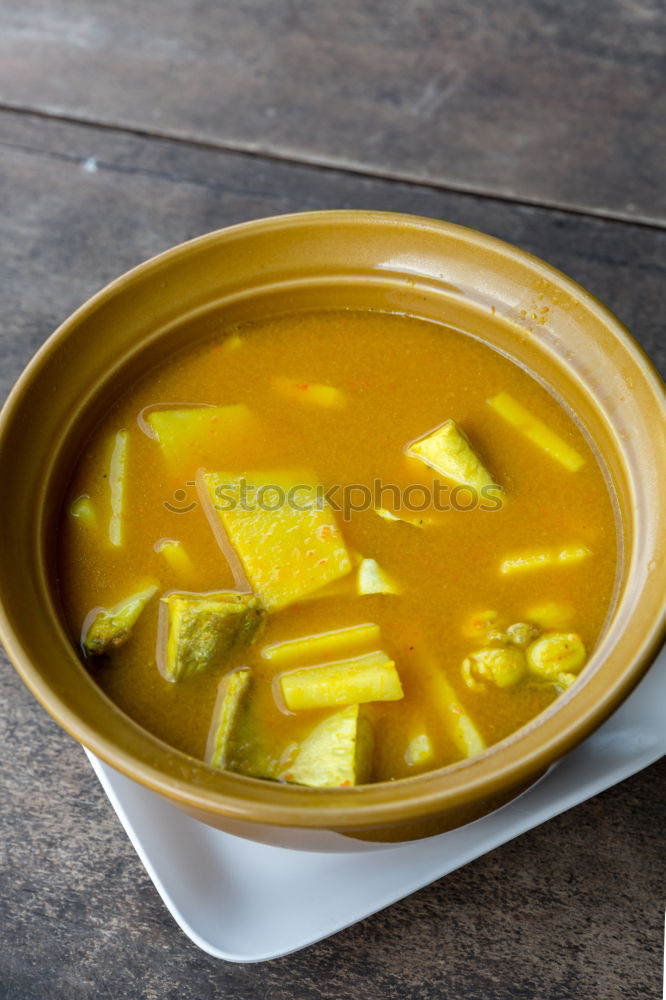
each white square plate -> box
[87,647,665,963]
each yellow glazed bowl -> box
[0,211,664,851]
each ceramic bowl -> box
[0,211,664,850]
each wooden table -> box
[1,4,664,997]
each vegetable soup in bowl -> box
[0,212,663,850]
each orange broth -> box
[58,310,618,783]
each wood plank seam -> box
[1,103,664,234]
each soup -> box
[58,310,618,787]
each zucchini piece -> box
[159,592,265,682]
[273,377,346,409]
[500,544,590,575]
[406,419,498,491]
[145,404,259,474]
[108,429,128,547]
[200,469,352,610]
[83,584,158,655]
[206,668,251,769]
[526,632,586,679]
[286,705,374,788]
[261,623,381,668]
[280,651,403,711]
[488,392,585,472]
[357,558,401,595]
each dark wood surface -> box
[1,7,664,998]
[1,1,665,224]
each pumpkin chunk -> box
[406,419,497,491]
[200,469,352,610]
[159,591,265,682]
[145,404,260,474]
[287,705,374,788]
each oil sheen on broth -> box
[59,311,618,787]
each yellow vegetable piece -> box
[70,495,97,530]
[299,573,358,601]
[404,732,434,767]
[286,705,374,788]
[488,392,585,472]
[159,592,265,682]
[375,506,401,523]
[228,731,296,782]
[273,377,346,409]
[357,558,401,595]
[279,651,403,711]
[406,419,498,491]
[83,583,158,655]
[374,507,432,527]
[294,550,363,601]
[145,404,259,475]
[108,429,128,547]
[221,333,243,352]
[525,600,574,630]
[200,469,352,611]
[526,632,586,680]
[417,648,486,758]
[453,715,487,758]
[462,646,527,692]
[154,539,196,579]
[206,668,251,769]
[500,544,590,576]
[261,623,380,669]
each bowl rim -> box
[1,209,664,831]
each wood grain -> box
[1,110,664,390]
[0,112,664,999]
[0,0,664,224]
